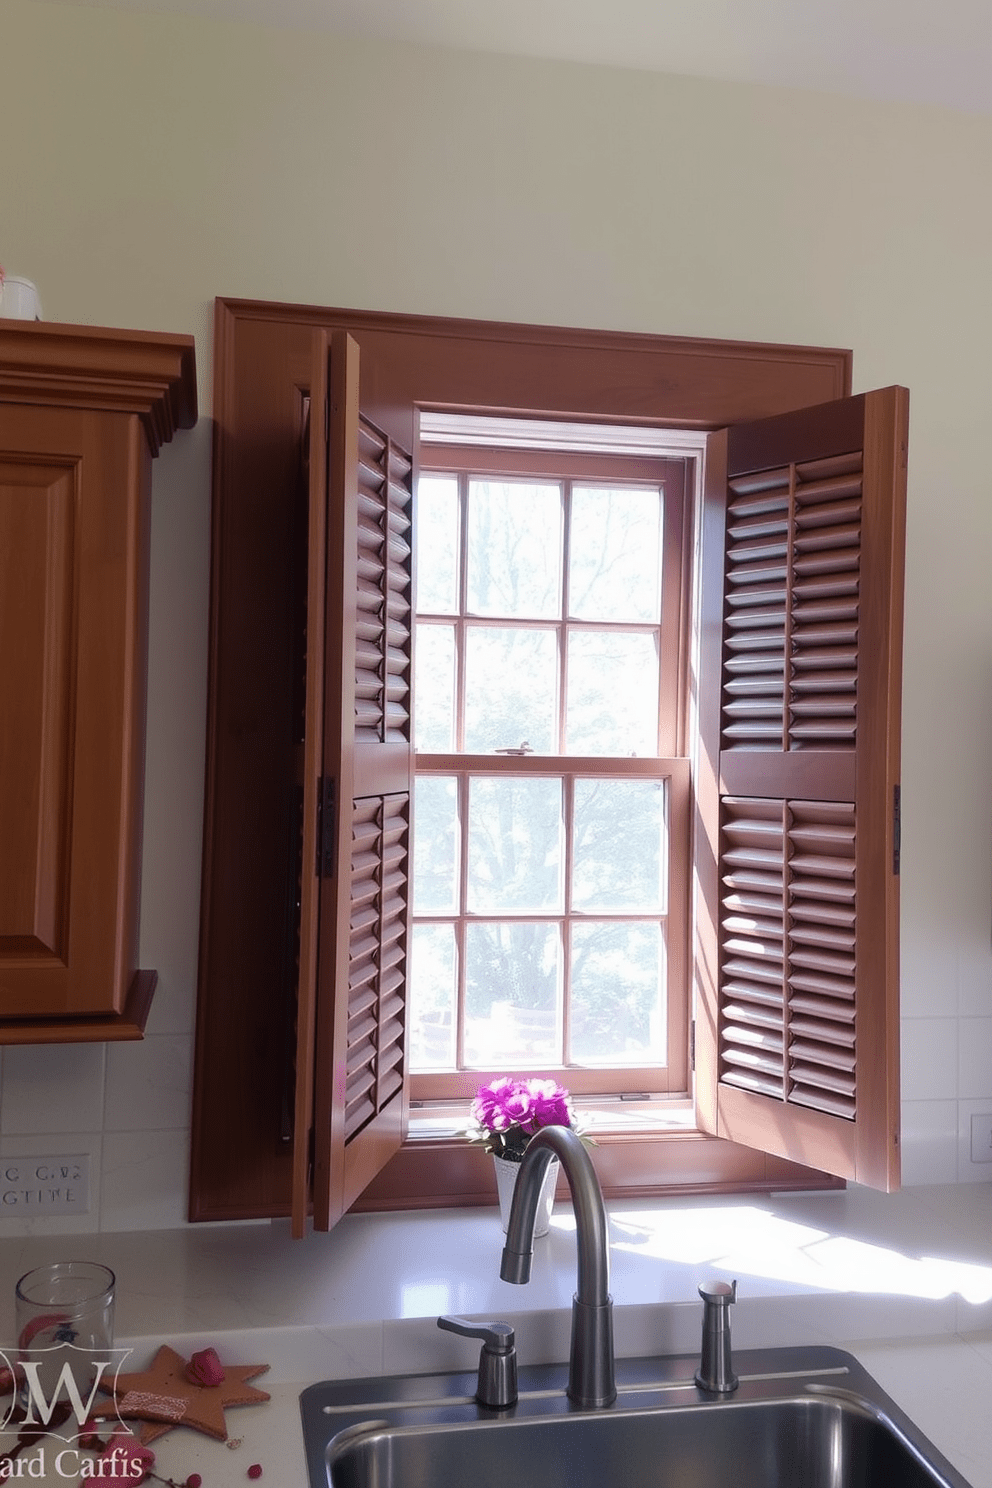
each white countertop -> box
[0,1182,990,1485]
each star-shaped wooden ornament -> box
[94,1344,270,1443]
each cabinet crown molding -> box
[0,320,197,455]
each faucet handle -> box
[437,1316,517,1408]
[438,1315,515,1351]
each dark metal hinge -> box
[893,784,901,876]
[318,776,337,878]
[690,1019,696,1071]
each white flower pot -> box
[0,276,42,320]
[493,1154,559,1237]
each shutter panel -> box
[695,388,907,1191]
[293,331,413,1234]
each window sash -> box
[411,753,691,1098]
[419,449,690,759]
[412,444,692,1102]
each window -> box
[410,441,692,1102]
[193,303,906,1233]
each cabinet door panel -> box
[0,406,148,1019]
[0,457,75,960]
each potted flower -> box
[469,1076,579,1235]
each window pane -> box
[569,922,666,1065]
[467,776,563,912]
[464,921,562,1067]
[467,480,562,619]
[569,485,662,622]
[413,776,459,914]
[416,475,459,614]
[464,626,558,753]
[409,923,457,1070]
[572,778,668,913]
[566,630,660,755]
[415,623,455,751]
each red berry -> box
[187,1476,202,1488]
[247,1468,263,1481]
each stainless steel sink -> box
[300,1346,973,1488]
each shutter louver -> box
[344,412,413,1145]
[719,797,857,1120]
[345,793,411,1141]
[723,452,863,753]
[719,434,863,1125]
[354,421,413,745]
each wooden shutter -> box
[293,331,413,1234]
[695,387,908,1191]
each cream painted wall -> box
[2,0,991,1231]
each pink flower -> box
[525,1078,572,1129]
[470,1077,519,1132]
[470,1077,574,1158]
[500,1083,536,1127]
[91,1432,155,1483]
[187,1346,226,1387]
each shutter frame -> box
[297,332,413,1233]
[694,387,908,1191]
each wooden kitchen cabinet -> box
[0,320,196,1041]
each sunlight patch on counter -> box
[607,1205,992,1303]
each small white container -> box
[493,1153,560,1236]
[0,276,43,319]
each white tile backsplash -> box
[104,1034,193,1132]
[100,1128,190,1232]
[0,1043,107,1133]
[959,1017,992,1099]
[900,1099,960,1185]
[901,1017,960,1101]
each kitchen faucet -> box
[499,1124,616,1408]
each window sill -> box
[408,1097,697,1142]
[352,1105,840,1213]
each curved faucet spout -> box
[499,1125,616,1408]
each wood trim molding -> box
[353,1131,843,1212]
[0,969,157,1045]
[0,321,197,454]
[191,298,853,1222]
[216,297,851,393]
[214,299,852,441]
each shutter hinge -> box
[893,784,901,876]
[690,1019,696,1071]
[318,776,337,878]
